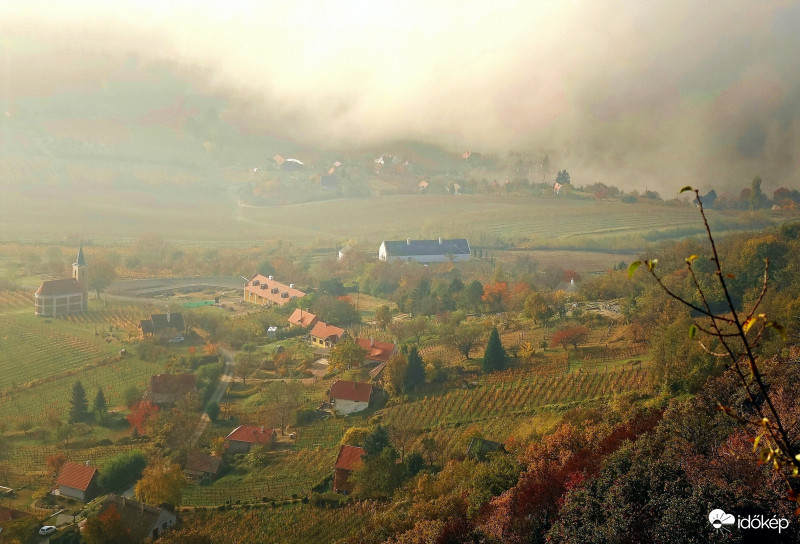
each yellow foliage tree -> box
[134,459,186,506]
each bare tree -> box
[629,186,798,501]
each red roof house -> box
[355,338,397,367]
[329,380,372,415]
[56,462,100,502]
[310,321,347,349]
[288,308,318,329]
[333,445,366,493]
[225,425,277,454]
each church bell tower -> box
[73,245,89,310]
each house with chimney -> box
[310,321,348,349]
[333,445,366,493]
[378,238,471,263]
[56,461,100,502]
[355,338,396,368]
[329,380,372,415]
[96,495,176,542]
[243,275,305,307]
[224,424,277,454]
[139,312,185,342]
[149,373,196,406]
[287,308,317,329]
[183,452,223,483]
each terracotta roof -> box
[356,338,396,364]
[335,445,366,471]
[184,452,222,475]
[244,274,306,306]
[330,380,372,403]
[225,425,276,445]
[35,278,82,296]
[57,462,98,491]
[288,308,317,328]
[150,374,196,395]
[310,321,345,341]
[273,154,285,166]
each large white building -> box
[378,238,471,263]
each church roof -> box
[75,245,87,266]
[35,278,82,297]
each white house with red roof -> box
[34,246,89,317]
[56,461,100,502]
[310,321,348,349]
[243,275,305,307]
[355,338,397,368]
[333,445,366,493]
[225,424,277,454]
[329,380,372,415]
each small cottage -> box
[56,461,100,502]
[225,425,277,454]
[329,380,372,415]
[333,445,366,494]
[99,495,176,542]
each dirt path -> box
[189,347,234,447]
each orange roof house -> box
[310,321,347,349]
[288,308,318,328]
[355,338,397,367]
[329,380,373,415]
[243,275,305,307]
[333,445,366,493]
[225,425,277,454]
[57,462,100,502]
[34,246,88,317]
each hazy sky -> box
[3,0,800,190]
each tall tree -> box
[363,425,391,456]
[483,327,506,372]
[375,305,393,330]
[69,380,89,423]
[89,257,117,300]
[750,175,764,210]
[404,346,425,391]
[93,388,108,424]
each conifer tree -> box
[483,327,506,372]
[69,380,89,423]
[404,346,425,391]
[93,388,108,424]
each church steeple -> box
[75,244,87,267]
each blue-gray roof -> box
[75,245,87,266]
[382,239,470,257]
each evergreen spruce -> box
[482,327,506,372]
[93,388,108,424]
[69,380,89,423]
[404,346,425,391]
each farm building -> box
[56,461,100,502]
[34,246,89,317]
[225,425,277,454]
[183,452,223,483]
[355,338,396,367]
[243,275,305,307]
[98,495,176,542]
[310,321,348,349]
[333,445,366,493]
[149,373,196,406]
[329,380,372,415]
[338,245,354,261]
[139,312,185,342]
[287,308,317,329]
[378,238,471,263]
